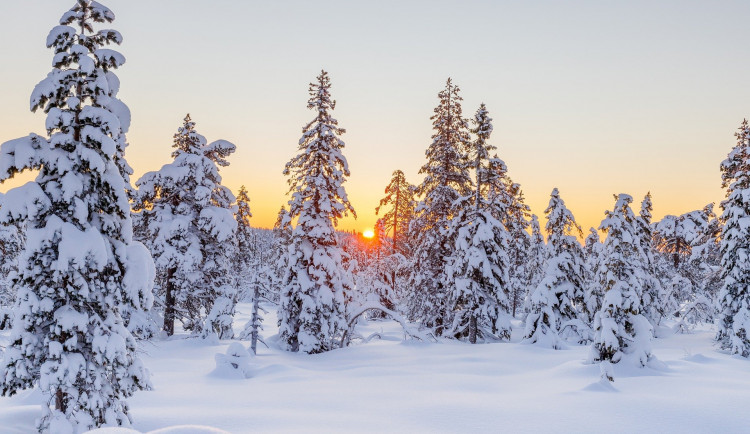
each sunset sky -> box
[0,0,748,235]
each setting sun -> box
[362,229,375,239]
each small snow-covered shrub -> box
[211,343,253,379]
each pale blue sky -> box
[1,0,748,232]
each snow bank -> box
[3,304,750,433]
[84,427,229,434]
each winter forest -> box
[0,1,749,433]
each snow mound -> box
[210,342,254,379]
[683,353,717,364]
[84,428,142,434]
[582,378,618,393]
[85,427,230,434]
[148,426,230,434]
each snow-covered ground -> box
[1,303,749,433]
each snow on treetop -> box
[60,1,115,26]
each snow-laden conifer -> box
[0,220,24,329]
[407,78,472,335]
[278,70,355,354]
[231,185,268,352]
[233,186,254,282]
[376,170,416,256]
[489,173,533,318]
[590,194,653,380]
[651,206,720,329]
[353,219,399,321]
[521,214,546,317]
[0,2,153,430]
[717,119,750,357]
[636,192,664,328]
[265,207,292,303]
[445,104,512,343]
[134,115,237,339]
[524,188,586,347]
[583,227,602,325]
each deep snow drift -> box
[1,303,748,433]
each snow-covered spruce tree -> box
[636,192,663,328]
[590,194,653,381]
[524,188,586,347]
[239,249,273,355]
[233,189,274,352]
[690,204,722,304]
[488,168,533,318]
[265,206,292,303]
[278,70,356,354]
[376,169,416,256]
[407,78,472,335]
[242,260,270,355]
[375,170,416,300]
[0,219,24,329]
[676,205,721,331]
[652,207,720,329]
[582,227,603,325]
[134,115,237,339]
[521,214,545,318]
[717,119,750,357]
[370,218,396,312]
[353,219,399,321]
[0,2,153,430]
[232,186,254,300]
[445,104,512,343]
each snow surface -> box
[1,303,749,433]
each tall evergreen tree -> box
[524,188,586,347]
[717,119,750,357]
[278,70,355,354]
[636,192,663,328]
[266,206,292,303]
[134,115,237,339]
[234,185,254,276]
[407,78,472,335]
[522,214,546,317]
[583,227,603,325]
[376,170,416,256]
[590,194,653,381]
[652,206,720,329]
[0,2,153,430]
[354,219,398,319]
[488,169,533,318]
[445,104,512,343]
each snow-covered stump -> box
[211,343,254,379]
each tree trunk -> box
[163,267,176,336]
[250,283,260,355]
[469,314,477,344]
[55,387,65,414]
